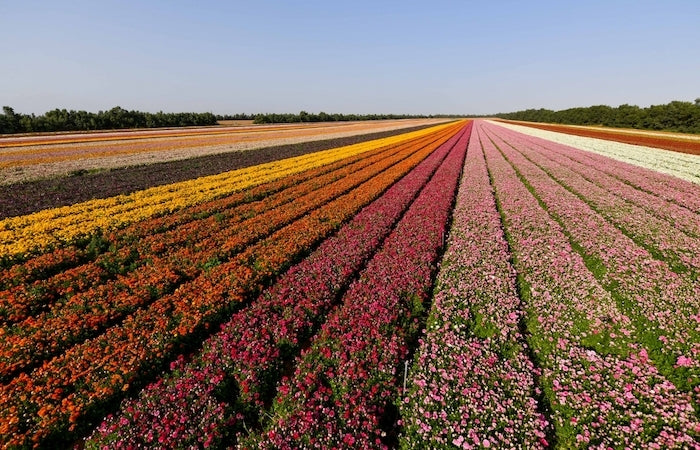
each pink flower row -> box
[520,134,700,239]
[488,124,700,384]
[84,124,472,448]
[251,124,471,448]
[479,121,699,448]
[502,130,700,278]
[399,126,549,448]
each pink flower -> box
[675,355,693,367]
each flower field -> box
[496,121,700,185]
[495,119,700,156]
[0,119,448,186]
[1,118,699,448]
[0,122,455,259]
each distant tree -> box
[0,106,219,134]
[494,100,700,134]
[1,106,20,133]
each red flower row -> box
[253,123,471,448]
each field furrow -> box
[514,134,700,238]
[484,122,700,390]
[495,133,700,277]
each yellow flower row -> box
[0,122,459,258]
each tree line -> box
[494,99,700,134]
[0,107,450,134]
[0,106,219,134]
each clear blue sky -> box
[1,0,698,115]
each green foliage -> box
[0,106,219,134]
[494,99,700,134]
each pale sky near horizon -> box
[1,0,698,116]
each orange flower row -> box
[0,126,456,378]
[0,122,465,447]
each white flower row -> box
[488,120,700,185]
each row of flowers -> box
[488,123,700,387]
[493,120,700,186]
[505,131,700,279]
[399,125,550,448]
[0,122,457,258]
[249,123,471,448]
[0,128,450,379]
[84,122,471,449]
[0,129,425,295]
[524,136,700,239]
[0,122,465,448]
[497,120,700,156]
[479,121,698,447]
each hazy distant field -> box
[0,118,449,185]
